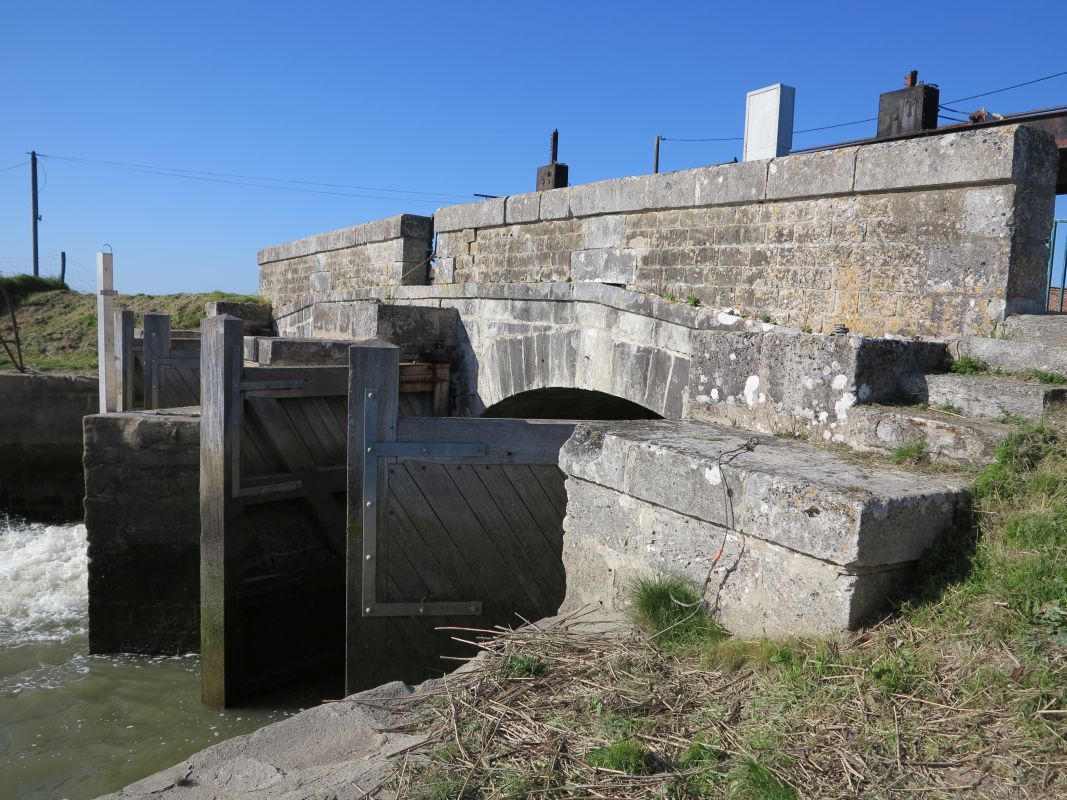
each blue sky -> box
[1,1,1065,295]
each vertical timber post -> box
[115,309,135,411]
[143,312,171,410]
[60,251,66,285]
[96,251,116,413]
[30,152,39,277]
[653,135,661,174]
[200,314,245,707]
[346,339,399,694]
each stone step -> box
[845,404,1012,464]
[958,335,1067,376]
[558,419,970,637]
[927,373,1067,423]
[995,314,1067,348]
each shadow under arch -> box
[480,387,662,420]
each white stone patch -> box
[696,394,711,404]
[834,391,857,421]
[758,392,766,403]
[802,377,814,390]
[743,375,760,407]
[710,388,720,401]
[729,353,737,361]
[831,374,848,391]
[818,411,828,422]
[704,466,723,486]
[716,312,740,326]
[823,430,832,440]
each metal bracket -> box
[361,388,483,618]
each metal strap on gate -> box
[361,388,485,618]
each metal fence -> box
[0,253,96,294]
[1049,219,1067,314]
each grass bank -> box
[395,425,1066,798]
[0,277,260,373]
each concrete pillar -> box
[96,251,116,413]
[743,84,795,161]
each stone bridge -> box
[84,123,1065,702]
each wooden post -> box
[346,339,399,694]
[200,314,245,708]
[115,309,135,412]
[143,312,171,410]
[96,251,116,413]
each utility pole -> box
[653,135,661,174]
[30,151,39,277]
[60,251,66,285]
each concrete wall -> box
[84,409,201,654]
[258,214,433,311]
[0,373,98,521]
[429,125,1057,337]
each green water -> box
[0,519,325,800]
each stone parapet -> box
[258,214,433,310]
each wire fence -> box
[0,253,96,294]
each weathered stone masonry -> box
[259,127,1057,340]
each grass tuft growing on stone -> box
[632,576,727,649]
[949,355,990,375]
[1029,369,1067,385]
[890,438,929,464]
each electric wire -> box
[659,67,1067,145]
[0,160,28,174]
[35,153,476,203]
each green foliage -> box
[501,654,548,680]
[585,738,657,775]
[949,356,990,375]
[759,314,778,325]
[725,758,796,800]
[631,576,727,648]
[416,769,481,800]
[663,291,678,302]
[800,324,813,334]
[1029,369,1067,385]
[890,439,929,465]
[685,294,700,307]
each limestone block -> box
[691,159,768,206]
[766,148,857,200]
[844,405,1010,464]
[561,477,904,636]
[926,373,1066,423]
[582,216,626,250]
[559,419,967,567]
[433,197,506,232]
[539,187,572,220]
[959,335,1067,375]
[571,248,638,284]
[257,214,432,264]
[505,192,541,224]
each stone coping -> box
[434,126,1036,232]
[258,214,432,265]
[559,419,968,568]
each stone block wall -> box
[258,214,433,310]
[432,126,1058,337]
[0,373,98,521]
[84,409,201,654]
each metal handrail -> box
[1049,219,1067,314]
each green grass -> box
[890,438,929,464]
[1029,369,1067,385]
[949,355,990,375]
[685,294,700,307]
[725,758,796,800]
[585,739,657,775]
[934,402,963,414]
[800,324,813,334]
[759,314,778,325]
[0,284,266,373]
[631,576,727,649]
[0,274,68,303]
[501,653,548,680]
[662,291,677,302]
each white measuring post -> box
[96,251,117,413]
[743,83,796,162]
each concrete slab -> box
[927,372,1067,422]
[845,404,1011,464]
[958,335,1067,376]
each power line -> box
[36,153,475,201]
[659,67,1067,145]
[942,68,1067,105]
[0,160,27,174]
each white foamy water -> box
[0,517,88,645]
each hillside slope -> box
[0,278,260,374]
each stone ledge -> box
[558,419,968,568]
[257,214,432,264]
[433,197,506,232]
